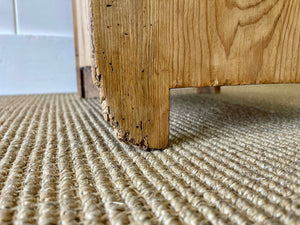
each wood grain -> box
[90,0,300,149]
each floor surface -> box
[0,84,299,224]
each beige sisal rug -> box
[0,84,299,225]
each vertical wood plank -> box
[72,0,98,98]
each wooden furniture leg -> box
[90,0,300,149]
[72,0,98,98]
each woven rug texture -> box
[0,84,299,225]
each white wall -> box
[0,0,76,95]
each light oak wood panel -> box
[72,0,99,98]
[160,0,300,87]
[90,0,300,149]
[72,0,92,67]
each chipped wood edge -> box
[88,0,152,150]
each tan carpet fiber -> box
[0,84,299,225]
